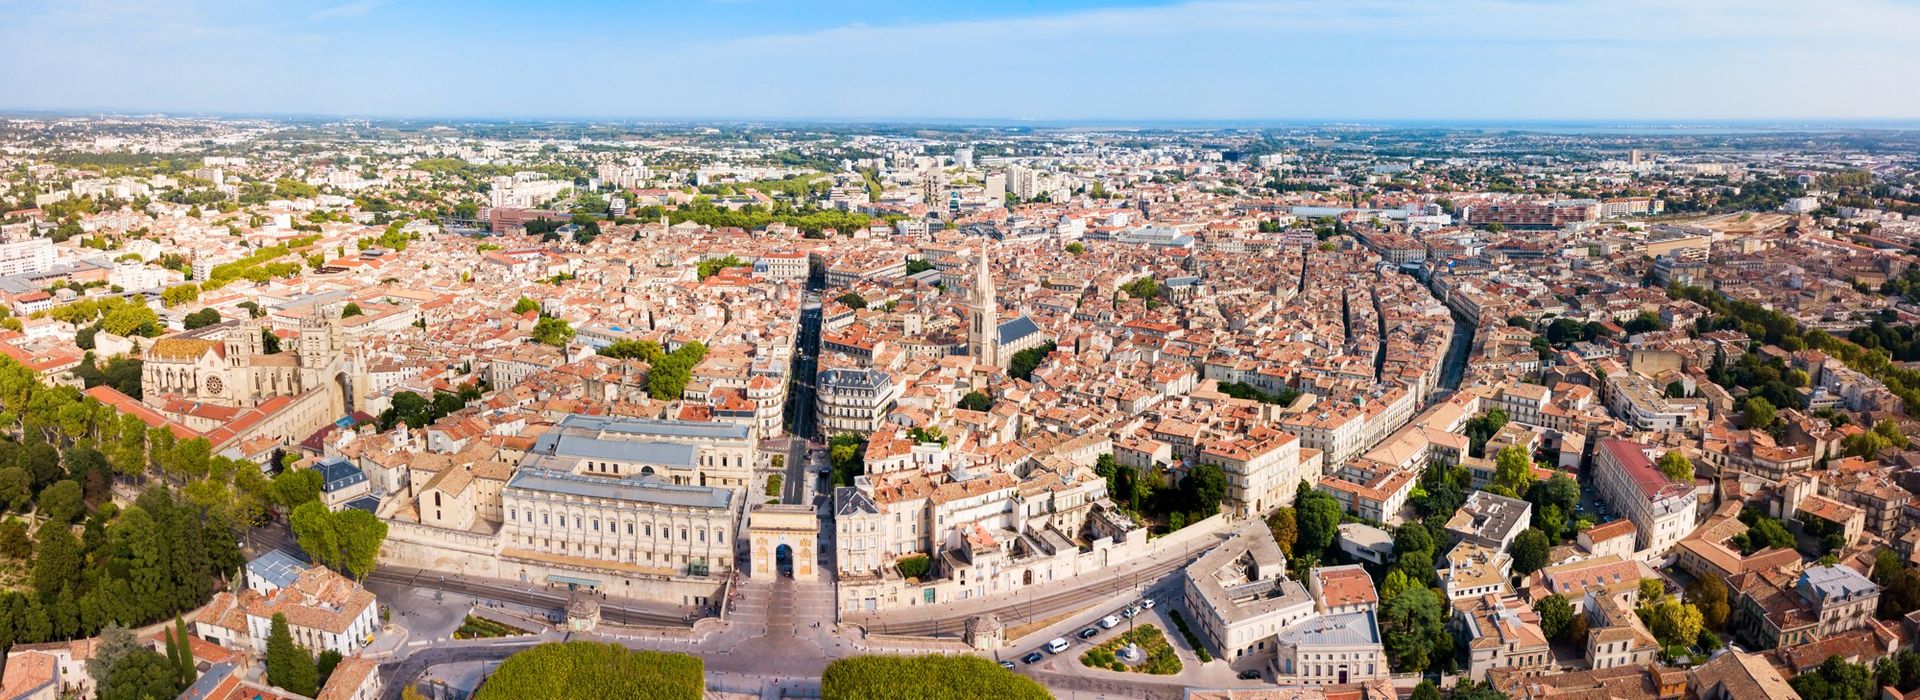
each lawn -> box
[1079,624,1182,675]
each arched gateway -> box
[747,504,820,582]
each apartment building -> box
[816,367,900,437]
[1592,439,1698,564]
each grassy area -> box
[454,615,530,639]
[765,474,783,497]
[1079,624,1182,675]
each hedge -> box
[821,655,1050,700]
[473,642,702,700]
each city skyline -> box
[6,0,1920,122]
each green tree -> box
[1657,451,1694,483]
[1641,597,1703,648]
[511,296,539,314]
[474,642,706,700]
[532,317,574,347]
[1527,473,1581,523]
[1534,594,1575,639]
[1411,681,1442,700]
[88,623,142,688]
[32,522,82,598]
[1379,577,1449,672]
[1743,396,1777,430]
[1792,655,1875,700]
[1687,576,1730,629]
[1512,528,1551,574]
[182,308,222,329]
[1464,408,1508,458]
[0,467,30,512]
[266,613,318,697]
[1007,342,1057,381]
[160,283,201,308]
[316,649,343,689]
[38,479,84,523]
[834,291,868,309]
[289,501,387,580]
[1183,464,1228,516]
[598,339,662,362]
[271,467,323,509]
[1748,517,1795,551]
[98,648,180,700]
[957,391,992,412]
[1267,507,1298,556]
[0,517,30,559]
[175,616,197,688]
[1295,486,1344,555]
[1490,444,1535,498]
[695,255,749,280]
[340,302,363,318]
[821,655,1048,700]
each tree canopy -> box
[474,642,704,700]
[820,655,1049,700]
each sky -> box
[3,0,1920,123]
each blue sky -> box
[4,0,1919,122]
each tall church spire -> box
[968,241,1000,368]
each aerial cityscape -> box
[3,3,1920,700]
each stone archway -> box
[748,504,819,582]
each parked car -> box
[1238,670,1263,680]
[1122,605,1140,618]
[1139,598,1156,610]
[1046,638,1070,654]
[1100,615,1121,629]
[999,660,1016,670]
[1077,626,1100,640]
[1022,651,1045,664]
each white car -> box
[1099,615,1121,629]
[1140,598,1156,610]
[1046,637,1070,654]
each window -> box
[542,513,549,525]
[558,516,566,528]
[626,523,633,535]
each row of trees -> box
[1094,454,1226,534]
[289,502,388,581]
[643,341,708,401]
[0,488,243,651]
[820,654,1049,700]
[376,384,484,432]
[1676,284,1920,419]
[473,641,704,700]
[1008,342,1056,381]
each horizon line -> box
[6,108,1920,131]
